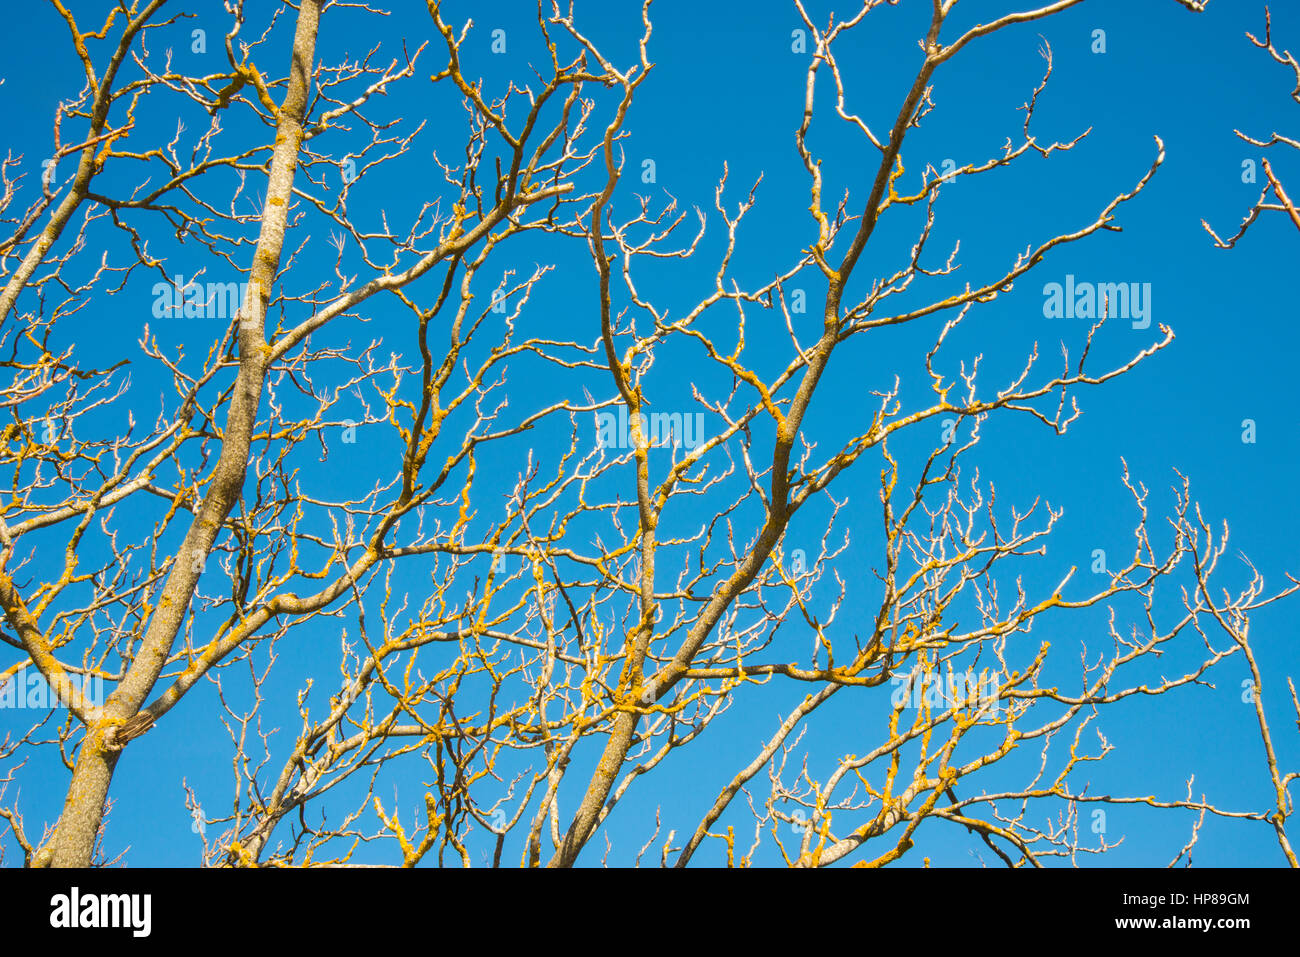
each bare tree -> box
[1204,7,1300,246]
[0,0,1293,869]
[1197,6,1300,868]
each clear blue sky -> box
[1,0,1297,867]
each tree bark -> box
[39,0,321,868]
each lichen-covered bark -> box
[38,0,321,869]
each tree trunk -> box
[38,0,321,868]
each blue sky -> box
[1,0,1297,867]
